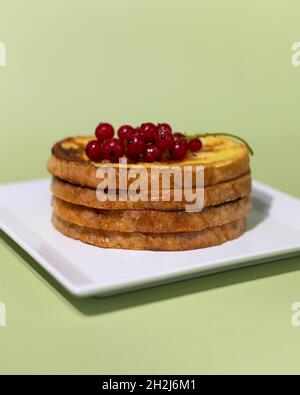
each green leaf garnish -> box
[188,133,254,155]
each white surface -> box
[0,178,300,297]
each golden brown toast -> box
[52,214,246,251]
[47,135,250,189]
[52,196,251,233]
[51,173,251,210]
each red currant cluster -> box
[85,122,202,163]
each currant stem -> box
[189,133,254,155]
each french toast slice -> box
[51,173,251,210]
[47,135,250,189]
[52,214,246,251]
[52,196,251,233]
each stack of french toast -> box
[47,122,252,251]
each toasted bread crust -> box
[52,196,251,233]
[52,214,246,251]
[51,173,251,210]
[47,135,250,189]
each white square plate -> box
[0,179,300,297]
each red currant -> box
[143,144,162,163]
[169,140,188,160]
[95,122,114,141]
[85,140,103,162]
[139,122,157,143]
[154,129,174,150]
[173,132,186,141]
[157,123,172,133]
[118,125,135,140]
[125,135,145,160]
[102,138,124,162]
[188,138,202,152]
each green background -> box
[1,0,300,374]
